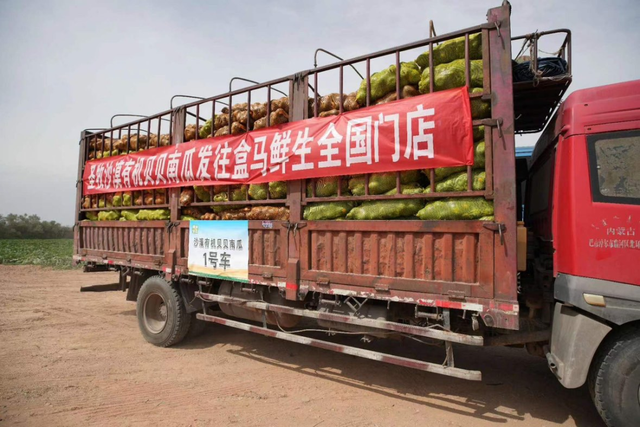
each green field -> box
[0,239,75,269]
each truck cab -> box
[527,80,640,425]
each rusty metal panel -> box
[300,221,494,297]
[141,228,149,254]
[487,4,518,304]
[284,73,308,299]
[77,222,166,266]
[248,221,289,281]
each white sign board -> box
[187,220,249,282]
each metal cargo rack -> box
[75,2,570,380]
[512,29,572,133]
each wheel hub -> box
[143,293,168,334]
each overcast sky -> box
[0,0,638,225]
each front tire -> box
[588,326,640,427]
[136,276,191,347]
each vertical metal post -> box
[126,125,131,153]
[267,86,272,126]
[195,104,200,140]
[74,131,88,255]
[394,51,401,99]
[247,90,252,131]
[428,42,435,93]
[465,33,473,191]
[313,73,319,117]
[147,119,152,149]
[481,28,491,97]
[170,108,186,209]
[487,3,518,307]
[567,32,572,75]
[165,106,186,281]
[365,59,371,107]
[339,65,344,114]
[285,73,308,301]
[228,94,233,134]
[443,309,455,368]
[211,100,216,138]
[532,34,538,79]
[484,123,493,197]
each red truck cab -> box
[528,80,640,425]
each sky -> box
[0,0,638,225]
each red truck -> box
[73,2,639,425]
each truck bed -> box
[74,4,571,332]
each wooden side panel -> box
[248,221,288,280]
[77,222,166,263]
[300,221,493,297]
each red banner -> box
[83,87,473,195]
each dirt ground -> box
[0,265,604,427]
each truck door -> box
[554,126,640,287]
[584,129,640,285]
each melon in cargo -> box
[470,87,491,119]
[356,62,421,105]
[136,209,170,221]
[212,186,248,213]
[415,33,482,69]
[349,170,421,196]
[249,182,288,200]
[121,210,139,221]
[346,199,425,220]
[383,183,425,195]
[418,59,484,93]
[194,186,211,202]
[199,118,213,139]
[416,197,493,220]
[303,202,354,220]
[98,210,120,221]
[424,170,486,194]
[306,177,349,197]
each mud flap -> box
[547,303,611,388]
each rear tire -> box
[588,326,640,427]
[136,276,191,347]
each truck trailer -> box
[73,3,640,425]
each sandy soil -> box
[0,265,604,427]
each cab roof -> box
[531,79,640,166]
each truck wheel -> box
[136,276,191,347]
[588,326,640,427]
